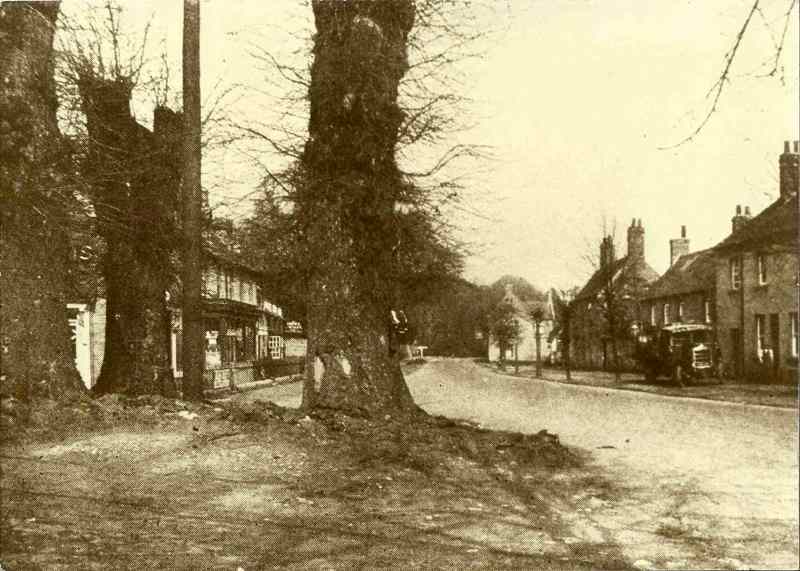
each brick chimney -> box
[627,218,644,261]
[599,235,616,268]
[669,225,690,267]
[780,140,799,197]
[731,204,751,234]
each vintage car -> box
[634,323,716,384]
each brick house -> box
[641,226,716,332]
[713,141,799,383]
[488,284,556,362]
[571,219,659,370]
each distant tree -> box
[490,275,547,304]
[550,288,578,381]
[580,232,647,381]
[0,1,85,400]
[490,301,521,372]
[528,306,545,378]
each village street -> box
[240,359,799,569]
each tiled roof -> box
[501,290,554,321]
[575,256,659,302]
[714,193,797,252]
[643,247,716,300]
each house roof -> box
[501,288,554,321]
[203,231,265,279]
[643,247,716,300]
[714,192,798,252]
[574,256,660,302]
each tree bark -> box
[78,79,181,396]
[299,0,419,417]
[0,1,84,400]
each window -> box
[225,273,234,299]
[677,301,684,322]
[730,257,741,290]
[663,303,671,324]
[269,335,284,360]
[757,254,767,285]
[704,300,711,323]
[650,304,656,326]
[755,314,766,359]
[791,312,799,358]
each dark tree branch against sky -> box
[51,1,797,291]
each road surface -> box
[237,358,799,569]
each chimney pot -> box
[736,205,741,215]
[745,206,751,216]
[794,141,799,153]
[785,141,791,153]
[631,218,636,227]
[681,225,686,238]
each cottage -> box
[488,285,556,363]
[642,226,716,331]
[571,219,659,370]
[712,141,799,383]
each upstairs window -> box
[757,254,767,285]
[663,303,671,325]
[677,301,684,321]
[650,304,656,326]
[791,312,798,358]
[704,300,711,323]
[730,258,742,290]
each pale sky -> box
[60,0,799,291]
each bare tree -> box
[663,0,798,148]
[0,1,85,400]
[58,3,182,396]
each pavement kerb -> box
[478,364,798,412]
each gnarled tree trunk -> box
[0,1,84,400]
[78,78,181,396]
[299,0,419,416]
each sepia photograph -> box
[1,0,798,569]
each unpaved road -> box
[242,358,799,570]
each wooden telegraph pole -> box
[181,0,204,400]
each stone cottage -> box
[713,141,798,383]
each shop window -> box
[269,335,284,360]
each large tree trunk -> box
[78,78,181,396]
[0,1,84,400]
[299,0,419,417]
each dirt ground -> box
[0,393,633,570]
[409,359,799,571]
[493,363,798,409]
